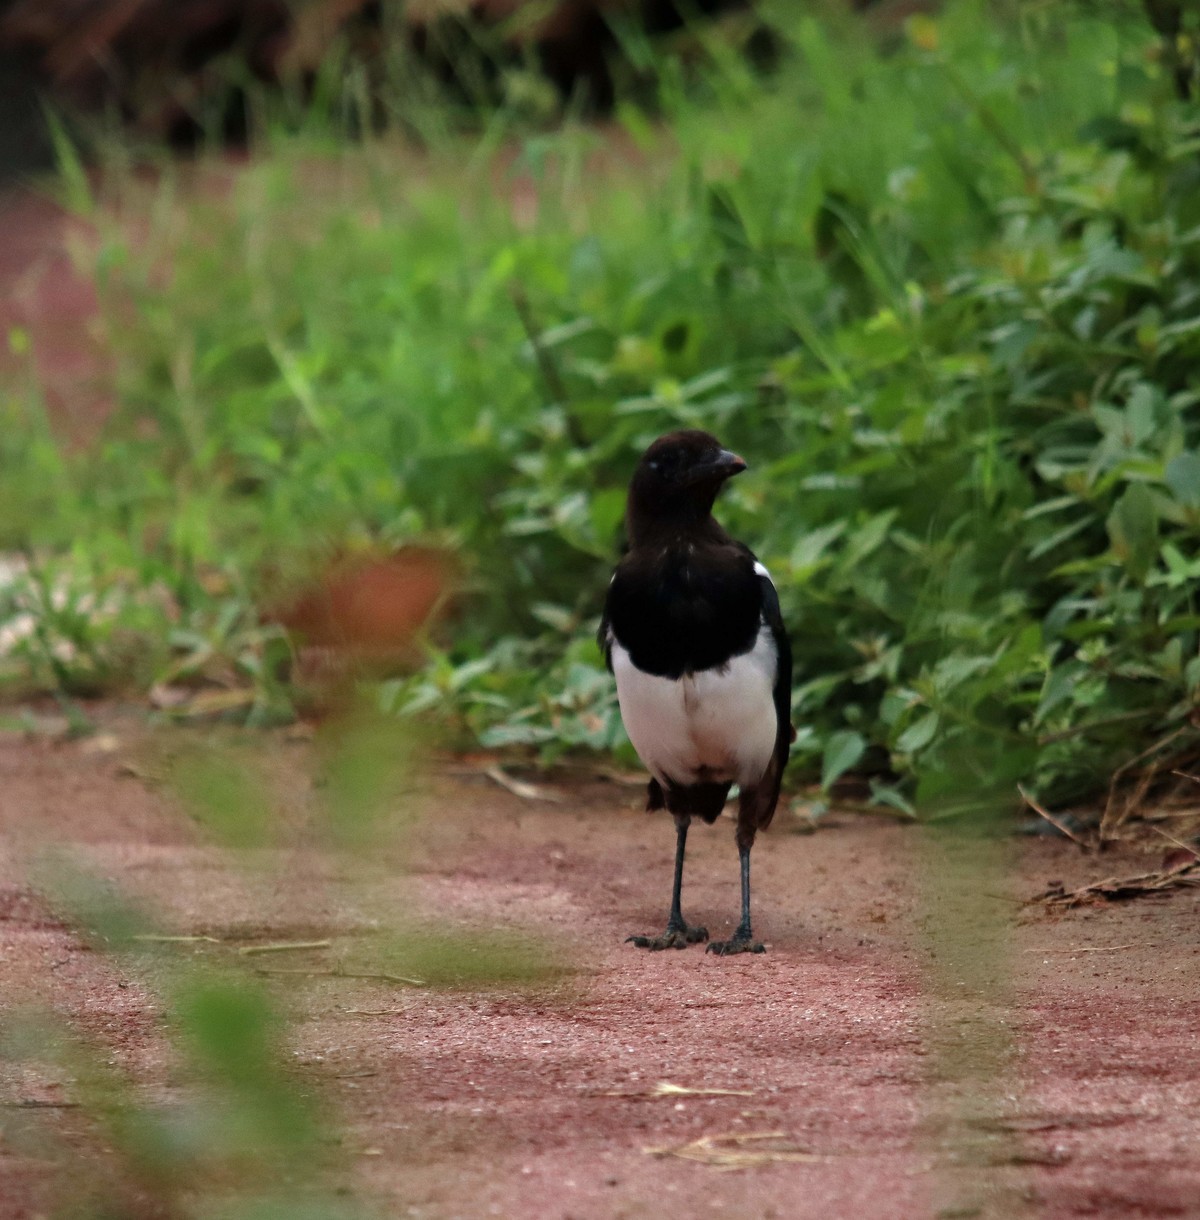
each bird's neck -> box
[625,506,727,552]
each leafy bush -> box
[4,1,1199,809]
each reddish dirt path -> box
[2,715,1199,1218]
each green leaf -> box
[843,511,897,567]
[1165,452,1200,508]
[589,487,626,544]
[43,107,94,216]
[1036,661,1084,723]
[821,730,866,792]
[1106,484,1158,580]
[1124,383,1160,447]
[895,711,939,754]
[1028,514,1095,561]
[530,603,577,634]
[790,521,847,575]
[930,654,993,695]
[478,723,558,748]
[868,781,916,818]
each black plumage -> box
[599,429,793,954]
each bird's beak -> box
[685,449,748,485]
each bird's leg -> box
[627,816,709,950]
[707,840,765,955]
[663,816,707,941]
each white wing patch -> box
[611,625,778,790]
[753,560,771,580]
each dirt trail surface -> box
[1,715,1199,1219]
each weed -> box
[2,2,1198,810]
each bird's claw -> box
[626,924,709,951]
[706,935,765,956]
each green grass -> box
[3,0,1200,810]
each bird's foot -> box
[706,931,765,956]
[626,922,709,951]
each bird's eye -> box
[648,460,661,472]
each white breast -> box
[610,624,778,790]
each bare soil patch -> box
[1,713,1199,1219]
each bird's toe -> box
[705,936,766,956]
[626,924,708,950]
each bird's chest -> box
[611,625,778,787]
[607,554,760,679]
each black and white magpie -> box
[599,429,793,955]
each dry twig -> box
[237,940,332,956]
[1150,825,1198,855]
[645,1131,822,1169]
[1018,785,1088,848]
[1099,726,1191,842]
[1031,853,1200,908]
[131,934,222,944]
[3,1099,81,1109]
[1023,943,1147,954]
[598,1081,754,1098]
[253,965,426,987]
[484,765,563,803]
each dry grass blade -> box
[598,1080,754,1098]
[252,966,426,986]
[651,1082,754,1098]
[131,934,222,944]
[645,1131,822,1169]
[1018,785,1088,848]
[237,939,332,956]
[159,687,258,719]
[1150,824,1198,855]
[484,766,563,803]
[4,1099,81,1109]
[1023,943,1148,954]
[1099,726,1191,843]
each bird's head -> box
[625,429,747,543]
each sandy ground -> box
[1,713,1198,1220]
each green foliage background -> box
[3,0,1200,810]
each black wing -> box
[757,570,794,766]
[730,558,794,837]
[598,577,614,672]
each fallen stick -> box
[484,765,563,803]
[131,934,222,944]
[1023,943,1147,954]
[252,966,426,987]
[597,1081,754,1098]
[237,940,332,956]
[1018,785,1088,848]
[645,1130,823,1169]
[3,1099,81,1109]
[1031,858,1200,907]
